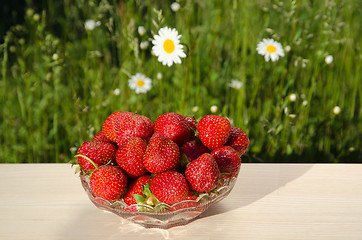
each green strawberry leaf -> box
[142,182,152,197]
[132,194,146,204]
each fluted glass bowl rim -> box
[80,172,238,228]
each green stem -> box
[74,154,98,169]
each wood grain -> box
[0,164,361,240]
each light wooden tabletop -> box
[0,163,361,240]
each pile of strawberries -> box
[75,111,249,210]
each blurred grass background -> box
[0,0,361,163]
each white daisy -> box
[128,73,152,94]
[325,55,333,64]
[171,2,181,12]
[210,105,218,113]
[138,26,146,36]
[156,72,163,80]
[333,106,341,115]
[140,41,149,50]
[256,38,285,62]
[289,93,297,102]
[152,27,186,67]
[113,88,121,96]
[228,79,243,89]
[85,19,101,31]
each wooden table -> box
[0,164,361,240]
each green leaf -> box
[132,194,145,204]
[142,183,152,197]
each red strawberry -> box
[116,137,147,178]
[102,111,123,142]
[185,153,220,192]
[211,146,241,178]
[225,126,250,157]
[184,116,198,130]
[143,133,180,174]
[197,115,231,149]
[102,111,154,145]
[123,175,151,206]
[180,140,209,162]
[93,131,113,143]
[113,112,154,146]
[76,141,117,172]
[89,165,127,201]
[150,170,189,206]
[154,112,194,146]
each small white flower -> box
[289,93,297,102]
[302,100,308,106]
[325,55,334,64]
[152,27,186,67]
[171,2,181,12]
[113,88,121,96]
[228,79,243,89]
[138,26,146,36]
[52,53,59,61]
[140,41,149,50]
[256,38,285,62]
[192,106,199,112]
[284,45,291,52]
[210,105,218,113]
[333,106,341,115]
[85,19,101,31]
[288,114,297,118]
[156,72,163,80]
[128,73,152,94]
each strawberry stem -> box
[74,154,98,170]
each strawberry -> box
[185,153,220,192]
[197,115,231,149]
[102,111,154,145]
[92,131,113,143]
[154,112,194,146]
[150,170,189,206]
[184,116,198,130]
[180,140,209,162]
[143,133,180,174]
[211,146,241,178]
[113,111,154,146]
[76,141,117,172]
[89,165,127,201]
[123,175,151,206]
[225,126,250,157]
[102,111,123,142]
[116,137,147,178]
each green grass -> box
[0,0,361,163]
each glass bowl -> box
[80,173,237,229]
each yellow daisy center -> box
[163,39,175,53]
[136,80,145,87]
[266,45,277,53]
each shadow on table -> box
[198,164,313,219]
